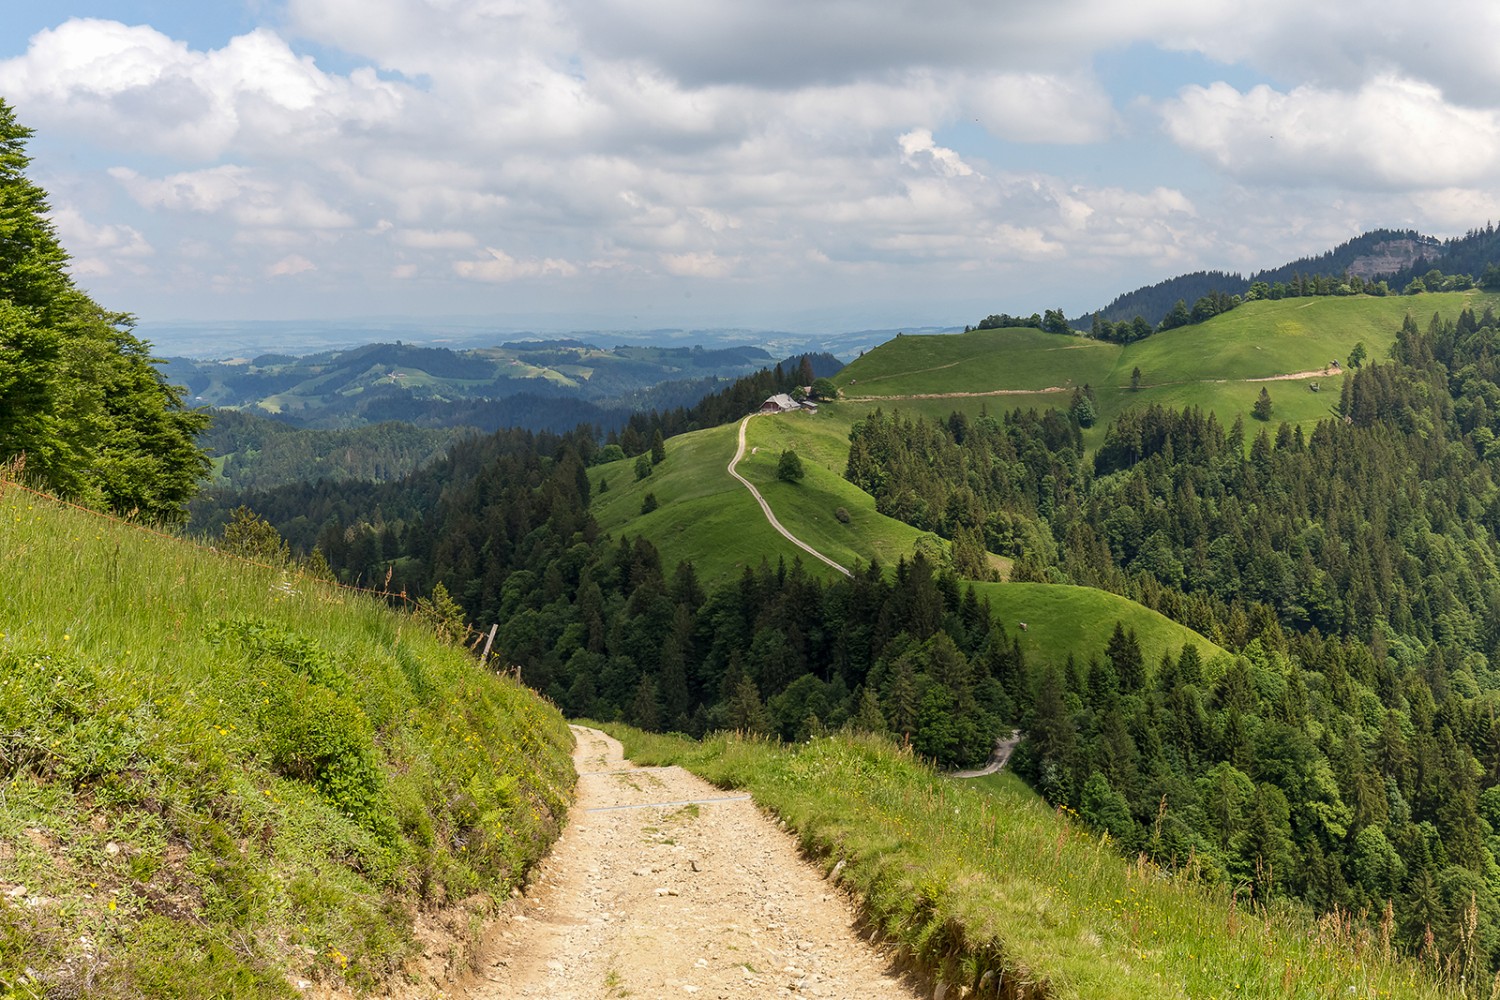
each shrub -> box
[263,679,383,827]
[776,449,804,483]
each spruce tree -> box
[0,99,208,520]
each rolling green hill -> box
[587,409,1226,671]
[0,480,573,998]
[587,414,939,585]
[836,291,1500,440]
[971,582,1221,670]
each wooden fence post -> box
[480,623,498,665]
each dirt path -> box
[842,386,1066,402]
[468,726,914,999]
[950,730,1022,779]
[1242,368,1337,382]
[729,415,851,577]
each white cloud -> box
[268,254,316,276]
[899,129,975,178]
[660,251,736,278]
[394,228,478,249]
[1160,75,1500,189]
[0,18,407,159]
[110,166,355,229]
[47,205,154,278]
[10,0,1500,325]
[453,248,580,282]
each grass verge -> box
[0,481,574,998]
[606,725,1461,1000]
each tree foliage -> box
[777,449,805,482]
[0,99,208,520]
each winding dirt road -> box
[468,727,915,999]
[949,730,1022,779]
[729,415,851,577]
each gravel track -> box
[467,726,917,999]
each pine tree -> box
[0,99,208,520]
[726,675,771,734]
[851,685,886,734]
[1252,386,1274,421]
[651,428,666,464]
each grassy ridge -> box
[833,292,1500,440]
[841,327,1119,396]
[0,482,574,998]
[587,417,938,585]
[970,582,1224,670]
[610,726,1459,1000]
[589,415,1223,673]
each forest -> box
[843,304,1500,969]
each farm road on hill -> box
[468,726,916,999]
[729,415,851,577]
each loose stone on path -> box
[467,725,917,1000]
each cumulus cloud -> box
[454,248,580,282]
[899,130,975,178]
[0,18,407,159]
[660,251,736,278]
[110,166,355,229]
[268,254,316,276]
[48,205,153,277]
[7,0,1500,323]
[1160,76,1500,189]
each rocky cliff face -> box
[1346,237,1442,279]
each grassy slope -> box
[835,291,1499,441]
[612,726,1456,1000]
[0,483,574,999]
[587,416,938,586]
[972,582,1221,671]
[842,327,1119,396]
[590,415,1222,670]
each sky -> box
[3,1,1500,337]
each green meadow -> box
[0,480,574,998]
[831,291,1500,442]
[587,415,939,585]
[971,582,1224,672]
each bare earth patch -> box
[465,726,918,999]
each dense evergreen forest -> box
[0,99,207,520]
[845,305,1500,970]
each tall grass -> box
[0,479,574,998]
[611,726,1465,1000]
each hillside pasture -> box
[837,327,1119,397]
[970,581,1225,672]
[823,292,1500,449]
